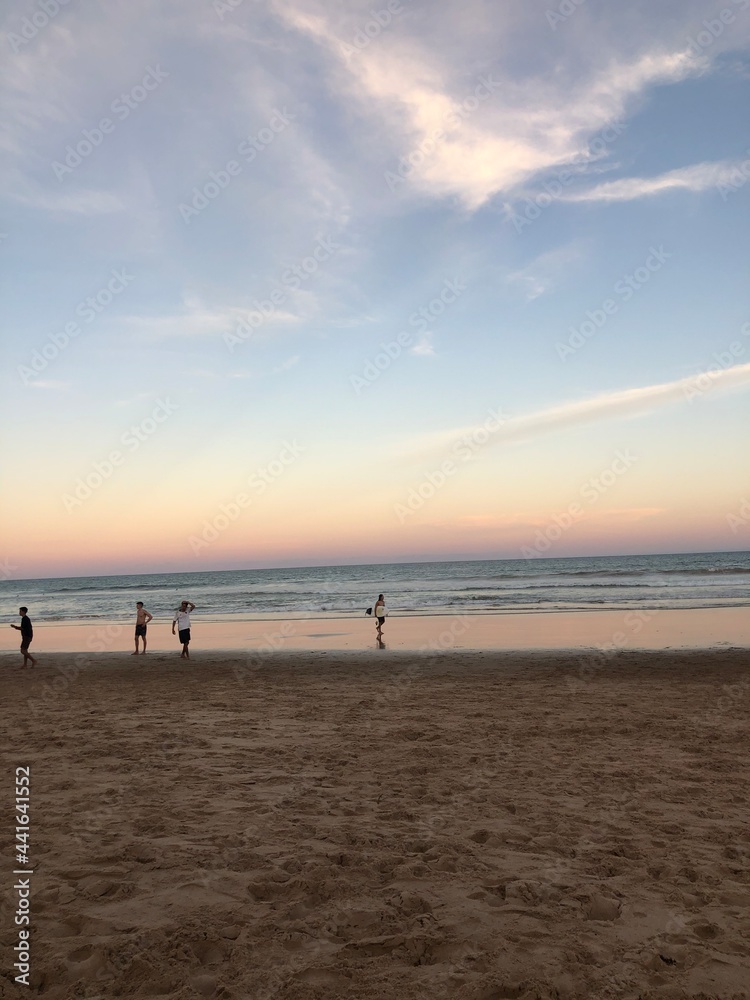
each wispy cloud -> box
[563,159,743,203]
[505,244,582,300]
[120,300,300,340]
[442,507,665,530]
[273,354,301,373]
[11,187,126,215]
[398,362,750,458]
[26,379,69,390]
[410,333,435,357]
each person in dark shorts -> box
[11,607,37,668]
[133,601,153,655]
[172,600,196,659]
[374,594,387,638]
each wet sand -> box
[0,605,748,656]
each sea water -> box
[0,552,748,622]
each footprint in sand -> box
[584,893,622,921]
[47,916,84,938]
[504,879,553,905]
[78,875,133,899]
[295,968,351,988]
[187,939,227,965]
[190,973,218,997]
[66,944,94,963]
[692,921,721,940]
[470,829,491,844]
[65,943,110,980]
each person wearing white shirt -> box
[172,600,196,659]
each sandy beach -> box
[1,644,749,999]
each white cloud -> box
[563,159,746,203]
[11,186,126,215]
[26,379,69,390]
[410,333,435,357]
[505,244,582,301]
[398,362,750,458]
[274,2,710,209]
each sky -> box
[1,0,749,578]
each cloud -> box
[398,362,750,458]
[273,354,301,372]
[275,1,708,209]
[11,187,126,215]
[410,333,435,357]
[505,244,582,300]
[444,507,665,530]
[120,299,300,340]
[26,379,70,390]
[562,159,746,203]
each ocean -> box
[0,552,748,623]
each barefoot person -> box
[11,607,37,668]
[172,600,196,659]
[133,601,153,655]
[374,594,387,638]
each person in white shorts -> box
[374,594,387,636]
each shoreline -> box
[10,598,750,625]
[1,606,748,654]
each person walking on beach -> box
[132,601,153,655]
[374,594,387,638]
[11,607,37,668]
[172,600,196,659]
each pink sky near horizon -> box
[2,503,746,580]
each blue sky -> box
[1,0,749,576]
